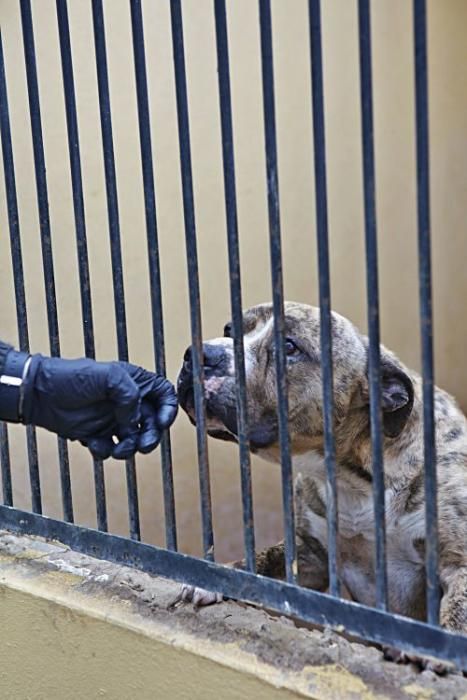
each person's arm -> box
[0,342,178,460]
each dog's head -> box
[177,302,414,462]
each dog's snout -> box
[182,343,229,375]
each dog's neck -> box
[339,395,423,479]
[292,402,424,489]
[257,396,424,488]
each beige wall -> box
[0,0,466,560]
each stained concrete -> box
[0,532,466,699]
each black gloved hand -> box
[21,354,178,460]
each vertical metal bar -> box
[0,32,29,358]
[358,0,388,611]
[91,0,140,541]
[20,0,73,523]
[0,422,13,506]
[23,431,40,512]
[0,32,14,510]
[214,0,255,572]
[258,0,296,584]
[308,0,339,597]
[0,25,41,514]
[130,0,177,551]
[170,0,214,560]
[56,0,107,532]
[413,0,439,626]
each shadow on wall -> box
[0,0,466,560]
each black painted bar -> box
[130,0,177,551]
[91,0,140,541]
[23,3,77,519]
[413,0,439,626]
[258,0,296,584]
[0,423,12,506]
[0,30,30,358]
[357,0,388,611]
[308,0,339,597]
[170,0,214,560]
[214,0,255,572]
[56,0,107,532]
[0,28,41,512]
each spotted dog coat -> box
[177,302,467,633]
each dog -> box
[176,302,467,640]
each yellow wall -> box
[0,0,466,560]
[2,588,305,700]
[0,541,307,700]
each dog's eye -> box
[223,322,232,338]
[285,338,300,356]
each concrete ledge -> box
[0,532,466,700]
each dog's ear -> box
[363,354,414,438]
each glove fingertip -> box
[156,404,178,430]
[138,429,160,454]
[112,436,138,460]
[87,437,113,460]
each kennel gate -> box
[0,0,466,668]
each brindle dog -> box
[176,302,467,662]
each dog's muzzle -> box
[177,343,230,405]
[177,342,238,442]
[178,340,279,450]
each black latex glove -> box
[21,355,178,460]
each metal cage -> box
[1,0,466,669]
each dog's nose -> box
[183,344,226,373]
[202,343,225,369]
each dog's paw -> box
[169,584,224,609]
[383,646,451,675]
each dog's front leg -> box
[171,542,287,608]
[440,565,467,633]
[233,533,329,591]
[295,530,329,591]
[173,536,329,608]
[225,535,329,590]
[231,540,287,579]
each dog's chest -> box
[295,454,426,613]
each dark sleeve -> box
[0,341,13,375]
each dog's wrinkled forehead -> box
[239,301,316,340]
[239,302,364,360]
